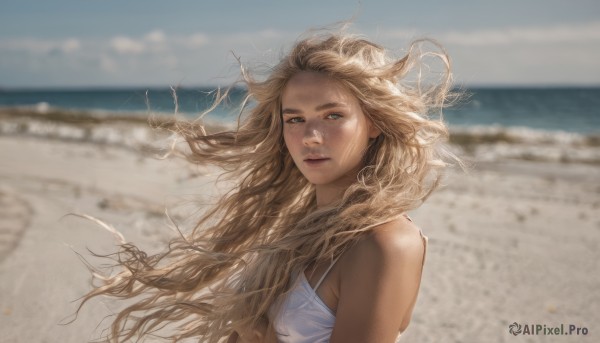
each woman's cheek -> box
[283,129,302,160]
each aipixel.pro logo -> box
[509,322,589,336]
[509,322,522,335]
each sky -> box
[1,0,599,88]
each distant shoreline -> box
[2,87,599,134]
[2,84,600,91]
[1,106,598,165]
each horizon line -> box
[2,83,600,91]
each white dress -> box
[270,216,428,343]
[270,258,339,343]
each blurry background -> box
[0,1,599,343]
[1,0,599,133]
[2,0,600,87]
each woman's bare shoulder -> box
[331,215,427,341]
[346,216,424,263]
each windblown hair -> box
[79,31,458,342]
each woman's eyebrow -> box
[281,108,302,115]
[315,102,346,111]
[282,102,347,115]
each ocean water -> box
[1,87,598,134]
[444,88,600,134]
[0,87,247,121]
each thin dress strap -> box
[313,256,341,291]
[404,214,428,267]
[312,214,426,289]
[419,229,428,267]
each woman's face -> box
[282,71,380,187]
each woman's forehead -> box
[281,72,358,108]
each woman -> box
[80,31,457,343]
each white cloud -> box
[439,21,600,46]
[61,38,81,53]
[183,33,209,49]
[1,25,599,87]
[110,36,145,54]
[144,29,166,44]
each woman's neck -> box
[314,167,364,208]
[315,178,355,208]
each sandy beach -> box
[0,108,598,342]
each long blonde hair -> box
[79,31,458,342]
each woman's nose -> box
[302,124,324,146]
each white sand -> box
[0,118,598,342]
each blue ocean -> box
[0,87,598,134]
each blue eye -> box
[327,113,343,120]
[285,117,304,124]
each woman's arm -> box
[330,218,426,343]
